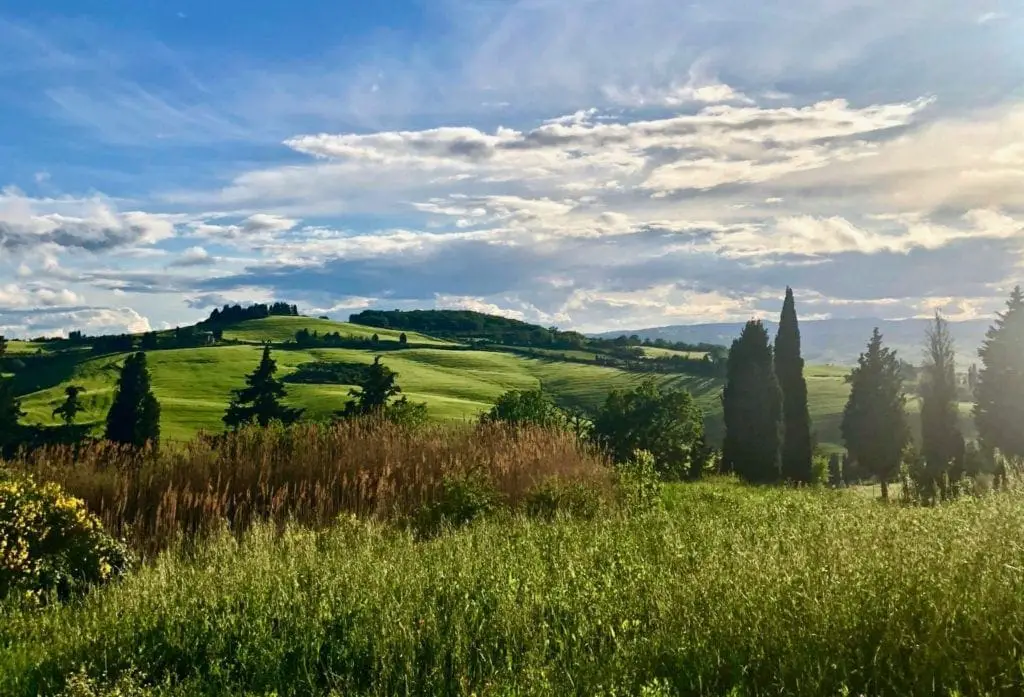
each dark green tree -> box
[841,329,908,501]
[0,335,7,359]
[0,377,25,450]
[384,396,429,427]
[224,345,303,428]
[774,287,813,483]
[104,352,161,448]
[974,286,1024,486]
[482,389,566,430]
[342,356,402,416]
[591,378,705,479]
[140,332,158,350]
[399,332,408,346]
[919,313,965,501]
[722,320,783,483]
[53,385,86,427]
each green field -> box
[220,316,454,346]
[640,346,708,360]
[18,318,729,441]
[4,481,1023,696]
[6,317,915,448]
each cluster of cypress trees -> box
[722,288,814,484]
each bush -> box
[523,478,605,521]
[615,449,663,513]
[591,379,704,480]
[414,472,499,537]
[482,389,567,430]
[811,453,830,486]
[0,470,131,603]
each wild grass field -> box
[3,479,1023,696]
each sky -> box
[1,0,1023,339]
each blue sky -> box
[1,0,1023,338]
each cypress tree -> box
[105,352,161,448]
[919,312,965,501]
[224,344,303,428]
[841,329,907,501]
[774,287,814,483]
[722,320,783,483]
[974,286,1024,486]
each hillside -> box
[219,316,453,346]
[6,313,975,449]
[598,317,992,366]
[11,316,724,443]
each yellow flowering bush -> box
[1,469,132,603]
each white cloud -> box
[169,246,215,267]
[0,189,175,253]
[0,306,151,339]
[0,283,82,308]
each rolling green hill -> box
[220,316,453,346]
[7,314,975,450]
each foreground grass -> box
[4,482,1024,696]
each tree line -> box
[720,286,1024,501]
[202,302,299,325]
[349,308,716,355]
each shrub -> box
[811,453,830,486]
[615,449,663,513]
[482,389,567,430]
[0,470,131,603]
[591,379,704,480]
[414,472,499,537]
[523,477,605,521]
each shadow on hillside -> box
[7,352,92,397]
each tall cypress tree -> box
[105,352,161,448]
[722,320,783,483]
[774,287,813,483]
[920,312,965,500]
[841,329,907,501]
[974,286,1024,485]
[224,344,304,428]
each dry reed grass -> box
[9,420,610,555]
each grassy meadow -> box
[3,479,1023,696]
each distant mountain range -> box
[595,318,993,366]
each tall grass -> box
[3,482,1024,696]
[10,420,610,554]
